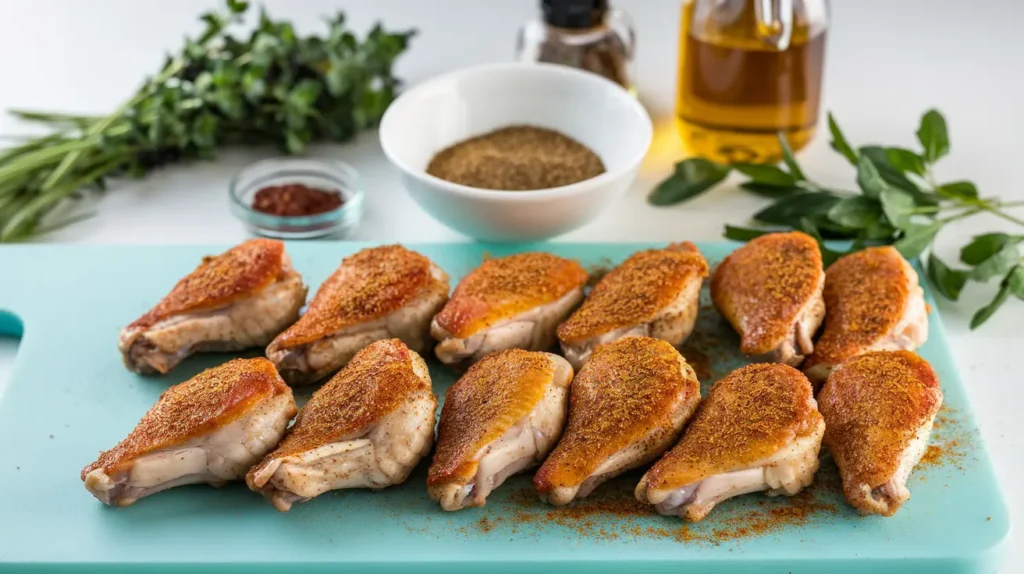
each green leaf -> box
[827,113,858,165]
[894,221,942,259]
[886,147,926,176]
[227,0,250,14]
[739,182,802,198]
[936,180,979,202]
[733,163,796,186]
[971,280,1011,329]
[723,225,775,242]
[647,159,730,206]
[777,133,806,180]
[827,196,881,229]
[879,187,916,229]
[753,191,843,226]
[917,109,950,163]
[856,154,888,199]
[1008,265,1024,300]
[960,233,1018,265]
[970,243,1022,282]
[926,253,968,301]
[859,146,937,205]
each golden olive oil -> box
[676,1,827,164]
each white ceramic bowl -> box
[379,63,653,242]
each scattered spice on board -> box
[252,183,344,216]
[426,125,605,190]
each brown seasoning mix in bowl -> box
[426,125,605,191]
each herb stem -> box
[982,205,1024,227]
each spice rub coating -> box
[642,363,822,491]
[433,252,588,339]
[818,351,942,516]
[82,358,294,479]
[271,245,445,349]
[558,242,708,343]
[534,337,701,498]
[804,246,928,380]
[426,125,605,191]
[428,350,560,487]
[126,239,288,332]
[710,231,825,360]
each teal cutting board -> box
[0,242,1009,573]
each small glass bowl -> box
[229,158,364,239]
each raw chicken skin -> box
[710,232,825,366]
[248,339,436,511]
[119,239,306,374]
[635,363,824,521]
[804,247,928,386]
[534,336,701,505]
[427,349,572,511]
[432,253,588,367]
[82,358,296,506]
[557,243,709,370]
[818,351,942,516]
[266,245,449,385]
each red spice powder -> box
[252,183,343,216]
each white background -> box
[0,0,1022,569]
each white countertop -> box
[1,0,1022,569]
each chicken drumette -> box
[82,358,297,506]
[119,239,306,375]
[710,232,825,366]
[266,245,449,385]
[803,246,928,385]
[432,253,588,367]
[427,349,573,511]
[248,339,436,511]
[557,243,709,370]
[534,336,701,505]
[818,351,942,516]
[635,363,824,521]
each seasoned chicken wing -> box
[636,363,824,522]
[711,232,825,366]
[818,351,942,516]
[804,247,928,385]
[119,239,306,375]
[427,349,572,511]
[267,245,449,385]
[248,339,436,511]
[82,358,296,506]
[432,253,588,367]
[557,243,709,370]
[534,336,701,505]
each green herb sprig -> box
[649,110,1024,329]
[0,0,414,242]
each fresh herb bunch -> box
[0,0,414,242]
[649,110,1024,329]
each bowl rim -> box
[228,157,365,228]
[379,61,653,202]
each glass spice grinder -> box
[676,0,829,164]
[516,0,636,92]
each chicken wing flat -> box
[557,243,709,370]
[427,349,573,511]
[635,363,824,522]
[119,239,306,375]
[534,336,701,505]
[82,358,296,506]
[710,232,825,366]
[432,253,588,367]
[818,351,942,516]
[248,339,436,511]
[266,245,449,385]
[803,246,928,385]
